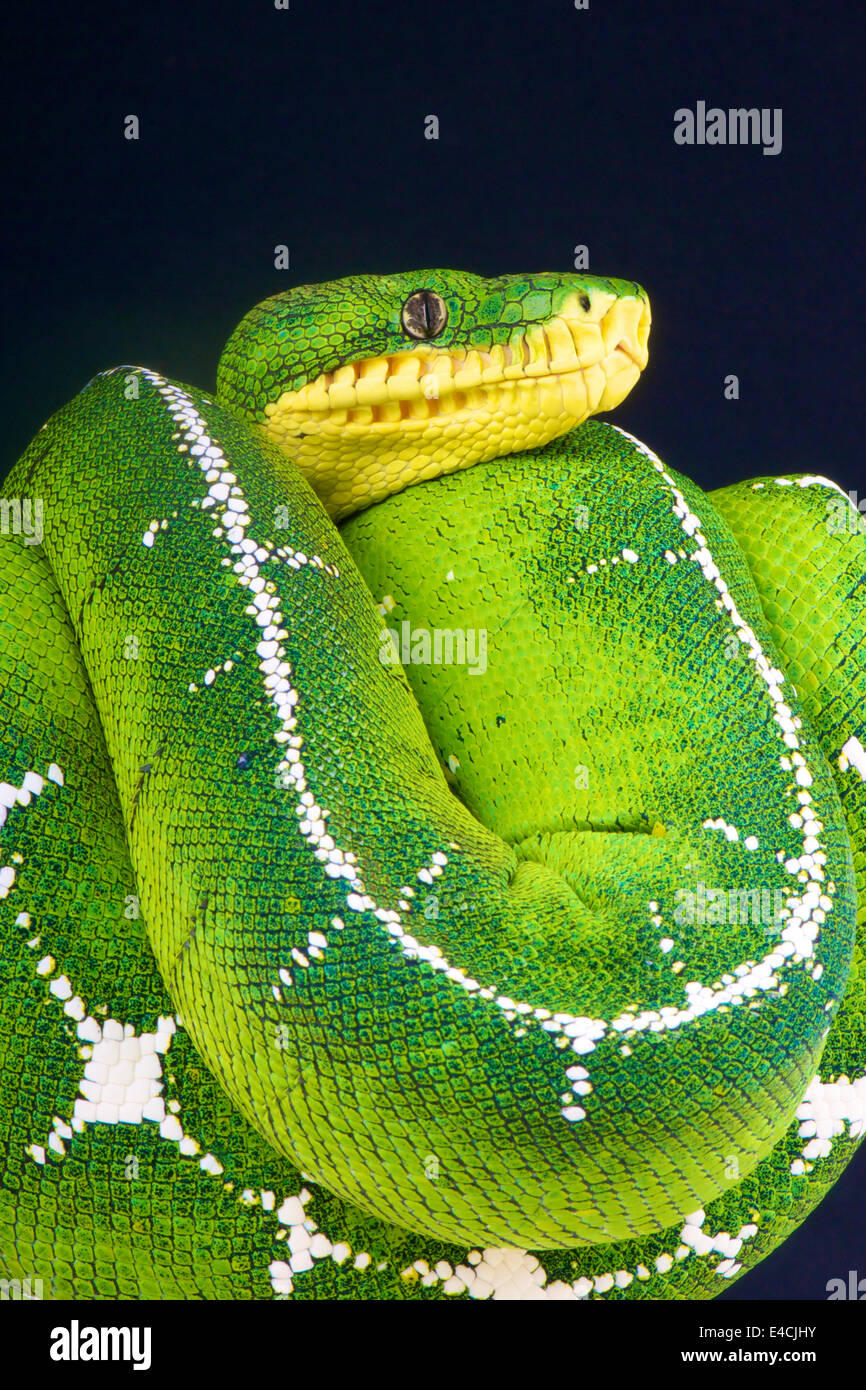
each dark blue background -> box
[1,0,864,1301]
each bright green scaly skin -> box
[0,269,864,1299]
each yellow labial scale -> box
[452,352,484,389]
[384,377,422,403]
[354,380,389,406]
[537,376,569,420]
[407,395,433,421]
[543,317,580,370]
[359,357,390,381]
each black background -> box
[1,0,865,1301]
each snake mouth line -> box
[613,341,644,370]
[264,294,650,431]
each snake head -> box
[216,269,651,520]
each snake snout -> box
[603,294,651,371]
[596,293,651,412]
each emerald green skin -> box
[0,269,864,1299]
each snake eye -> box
[401,289,449,340]
[579,292,591,313]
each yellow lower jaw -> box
[261,297,648,520]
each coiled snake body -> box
[1,269,864,1299]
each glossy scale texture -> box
[0,270,863,1299]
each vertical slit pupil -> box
[402,290,447,339]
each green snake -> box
[1,268,864,1301]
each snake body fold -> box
[0,269,863,1298]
